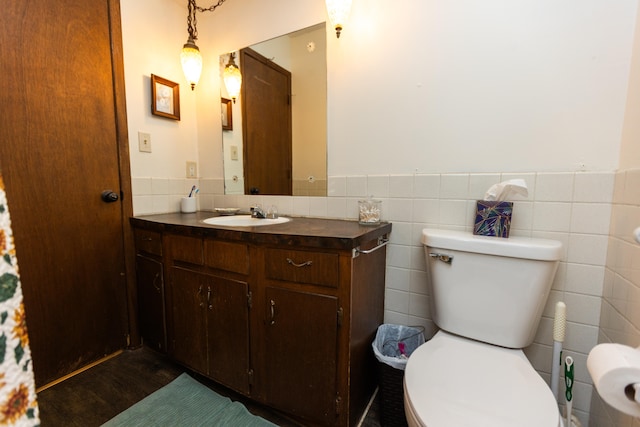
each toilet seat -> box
[404,331,560,427]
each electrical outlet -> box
[138,132,151,153]
[186,161,197,178]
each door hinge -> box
[247,291,253,308]
[248,368,254,386]
[335,394,343,415]
[337,307,343,327]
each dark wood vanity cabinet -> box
[131,215,390,426]
[165,234,251,395]
[133,229,166,352]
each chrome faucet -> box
[251,205,267,219]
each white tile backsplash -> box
[413,174,440,199]
[468,173,501,200]
[439,173,469,199]
[570,203,612,234]
[565,263,605,296]
[532,202,573,232]
[412,199,440,224]
[151,177,170,195]
[535,172,574,201]
[389,174,414,198]
[386,198,413,222]
[367,175,390,198]
[573,172,615,203]
[346,175,367,197]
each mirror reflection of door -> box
[241,48,292,195]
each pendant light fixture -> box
[326,0,353,38]
[180,0,201,90]
[223,52,242,103]
[180,0,228,90]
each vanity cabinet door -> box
[169,267,209,375]
[169,266,251,394]
[135,254,166,352]
[207,275,251,395]
[263,286,339,426]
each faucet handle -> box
[267,205,278,219]
[251,204,266,218]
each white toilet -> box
[404,228,563,427]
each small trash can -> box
[372,324,425,427]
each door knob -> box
[101,190,119,203]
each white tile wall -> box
[589,168,640,427]
[131,170,627,426]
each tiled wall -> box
[588,168,640,427]
[132,170,617,426]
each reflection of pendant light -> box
[180,0,228,90]
[223,53,242,103]
[326,0,353,38]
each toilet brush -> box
[565,356,574,427]
[551,302,566,402]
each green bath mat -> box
[102,373,277,426]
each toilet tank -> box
[422,229,562,349]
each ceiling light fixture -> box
[180,0,228,90]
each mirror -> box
[220,23,327,196]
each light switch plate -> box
[186,161,197,178]
[230,145,239,161]
[138,132,151,152]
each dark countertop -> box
[131,212,392,251]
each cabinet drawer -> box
[264,248,339,288]
[167,234,203,265]
[134,229,162,256]
[204,240,249,275]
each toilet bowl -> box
[403,229,564,427]
[404,331,560,427]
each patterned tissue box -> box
[473,200,513,238]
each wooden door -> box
[0,0,131,386]
[241,48,292,195]
[263,287,339,425]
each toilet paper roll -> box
[587,343,640,417]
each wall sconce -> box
[326,0,353,38]
[223,53,242,103]
[180,0,228,90]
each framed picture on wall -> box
[151,74,180,120]
[221,97,232,130]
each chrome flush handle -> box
[429,253,454,264]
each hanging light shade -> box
[181,36,202,90]
[326,0,352,38]
[223,53,242,103]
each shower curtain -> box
[0,170,40,425]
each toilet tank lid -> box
[422,228,563,261]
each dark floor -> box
[36,347,382,427]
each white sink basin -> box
[202,215,290,227]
